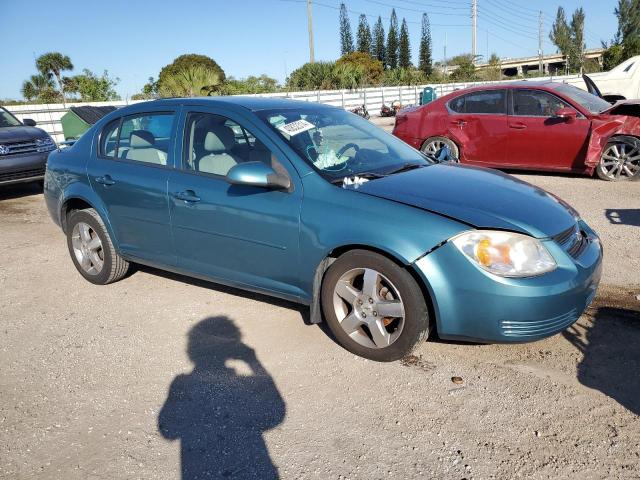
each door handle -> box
[95,175,116,186]
[509,123,527,130]
[451,119,467,129]
[173,190,201,203]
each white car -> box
[566,56,640,102]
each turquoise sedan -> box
[44,98,602,361]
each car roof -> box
[446,80,570,95]
[143,96,335,112]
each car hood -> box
[348,163,576,239]
[0,126,48,143]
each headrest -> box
[130,130,155,148]
[204,125,235,153]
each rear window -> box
[98,113,175,165]
[448,90,506,114]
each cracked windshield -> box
[258,106,431,184]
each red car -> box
[392,81,640,181]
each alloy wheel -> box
[600,142,640,180]
[71,222,104,275]
[332,268,405,349]
[422,138,459,162]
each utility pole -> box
[444,32,448,76]
[307,0,315,63]
[538,11,544,75]
[471,0,477,63]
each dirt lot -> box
[1,166,639,479]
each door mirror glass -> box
[554,107,577,121]
[226,161,291,190]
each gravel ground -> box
[1,154,639,479]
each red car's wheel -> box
[421,136,459,161]
[597,136,640,181]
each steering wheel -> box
[336,142,360,158]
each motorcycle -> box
[349,104,370,120]
[380,100,402,117]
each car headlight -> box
[451,230,556,277]
[35,136,56,152]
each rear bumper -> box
[392,130,423,150]
[413,221,602,343]
[0,152,49,185]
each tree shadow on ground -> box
[158,316,286,479]
[563,288,640,416]
[605,208,640,227]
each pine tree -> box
[373,16,386,65]
[399,19,411,68]
[570,8,586,72]
[418,13,433,76]
[615,0,640,60]
[386,9,399,69]
[339,3,354,56]
[356,15,373,54]
[549,7,572,63]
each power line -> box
[477,11,538,40]
[484,0,533,22]
[279,0,471,26]
[479,27,534,54]
[394,0,468,10]
[477,6,539,34]
[489,0,543,15]
[367,0,470,17]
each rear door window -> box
[99,119,120,158]
[448,91,506,114]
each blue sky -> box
[1,0,619,100]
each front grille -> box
[0,167,45,183]
[1,140,39,156]
[500,308,580,337]
[553,223,587,259]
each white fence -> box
[6,74,582,144]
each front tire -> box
[66,208,129,285]
[597,136,640,181]
[321,250,429,362]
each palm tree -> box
[21,74,57,102]
[159,66,222,97]
[35,52,74,106]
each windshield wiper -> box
[385,162,428,176]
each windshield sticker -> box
[342,176,370,189]
[278,119,316,137]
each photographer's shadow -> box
[158,316,285,479]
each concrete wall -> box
[6,74,580,144]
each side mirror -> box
[554,107,577,122]
[23,118,37,127]
[226,161,291,190]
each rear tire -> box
[321,250,429,362]
[66,208,129,285]
[421,136,459,161]
[596,136,640,181]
